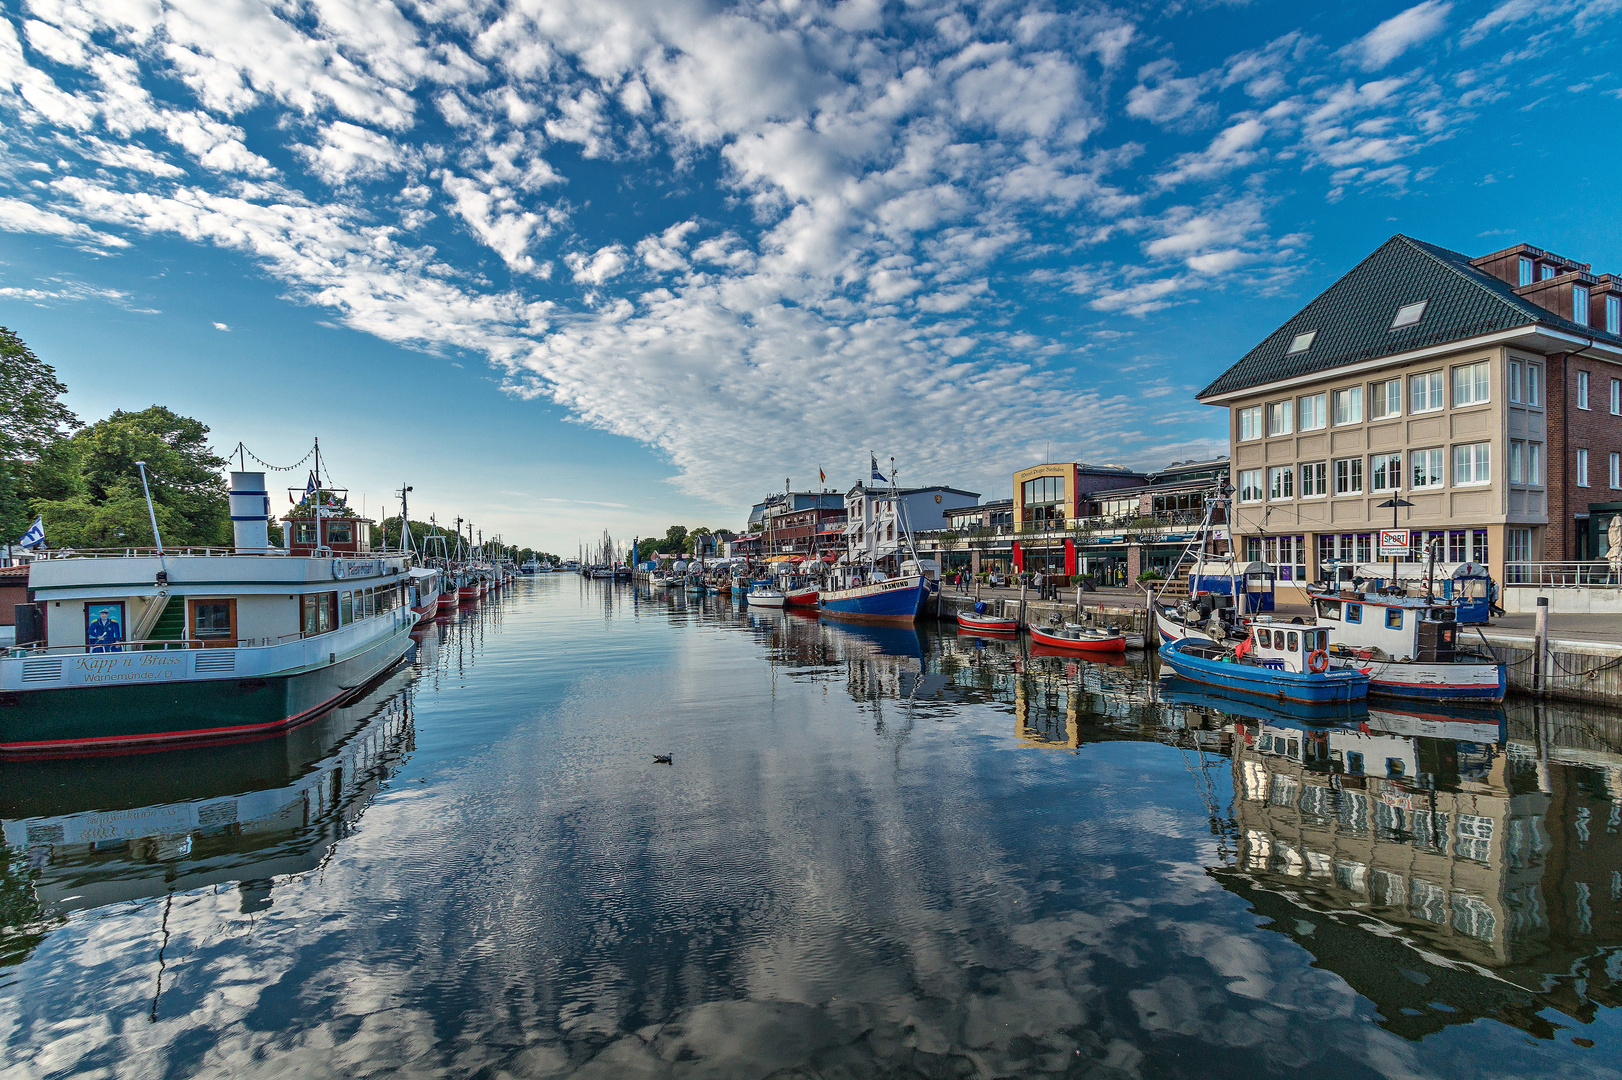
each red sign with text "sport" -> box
[1379,529,1411,556]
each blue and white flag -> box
[17,516,44,549]
[304,470,318,499]
[870,454,887,483]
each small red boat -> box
[436,588,458,613]
[957,610,1018,634]
[1028,623,1127,653]
[784,587,819,607]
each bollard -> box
[1019,578,1028,629]
[1534,596,1549,696]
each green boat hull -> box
[0,623,415,755]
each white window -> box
[1452,361,1490,407]
[1609,295,1621,335]
[1574,286,1590,325]
[1612,452,1621,490]
[1542,263,1556,280]
[1239,469,1264,503]
[1518,257,1533,287]
[1578,448,1590,488]
[1334,457,1363,495]
[1238,406,1264,441]
[1411,448,1445,489]
[1301,461,1327,497]
[1371,378,1401,420]
[1268,466,1294,500]
[1287,330,1316,354]
[1510,441,1523,484]
[1267,401,1293,436]
[1299,393,1326,431]
[1410,371,1444,413]
[1332,387,1362,426]
[1453,442,1490,485]
[1612,378,1621,416]
[1577,370,1590,410]
[1527,364,1541,406]
[1508,360,1522,403]
[1390,301,1427,329]
[1371,453,1402,492]
[1528,442,1542,485]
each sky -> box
[1,0,1619,554]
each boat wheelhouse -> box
[1306,588,1506,702]
[0,470,415,754]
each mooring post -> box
[1019,576,1028,629]
[1534,595,1549,696]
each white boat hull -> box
[1331,656,1507,702]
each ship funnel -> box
[229,471,271,553]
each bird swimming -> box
[653,754,672,765]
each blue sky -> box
[1,0,1619,553]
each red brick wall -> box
[1546,353,1622,558]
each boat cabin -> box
[284,512,374,555]
[1309,592,1457,663]
[1245,618,1330,674]
[1443,562,1494,625]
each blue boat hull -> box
[1158,641,1368,703]
[819,581,931,624]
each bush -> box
[1136,569,1164,583]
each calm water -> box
[3,579,1621,1078]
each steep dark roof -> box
[1198,234,1621,400]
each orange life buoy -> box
[1307,649,1329,674]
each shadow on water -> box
[1,578,1620,1076]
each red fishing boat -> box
[784,586,819,607]
[408,567,442,627]
[956,609,1019,635]
[1028,623,1127,653]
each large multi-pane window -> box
[1411,448,1445,488]
[1021,475,1065,525]
[1268,466,1294,500]
[1239,469,1264,503]
[1334,457,1363,495]
[1453,442,1490,485]
[1371,377,1401,419]
[1267,400,1293,436]
[1332,387,1362,425]
[1411,371,1444,413]
[1371,453,1402,492]
[1299,393,1326,431]
[1453,361,1490,407]
[1238,406,1263,441]
[1300,462,1327,497]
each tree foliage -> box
[0,326,77,460]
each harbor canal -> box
[4,576,1621,1078]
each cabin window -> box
[1317,630,1328,650]
[190,600,235,645]
[340,590,353,625]
[1287,631,1299,651]
[294,521,318,544]
[326,520,354,545]
[1259,735,1273,752]
[364,589,376,618]
[1255,629,1267,648]
[1347,752,1364,775]
[1273,630,1286,649]
[1386,608,1403,630]
[1347,604,1362,623]
[301,593,335,635]
[1321,601,1341,620]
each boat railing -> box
[29,546,293,559]
[2,631,316,657]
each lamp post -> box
[1376,496,1414,589]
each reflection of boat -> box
[1029,643,1126,665]
[1160,628,1368,703]
[819,619,925,659]
[1,665,417,921]
[1029,624,1126,653]
[1157,676,1363,725]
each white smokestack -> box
[229,471,270,553]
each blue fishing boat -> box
[1158,622,1368,703]
[818,575,934,625]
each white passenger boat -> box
[747,583,786,608]
[1306,588,1506,702]
[0,468,416,755]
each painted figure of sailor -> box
[86,606,123,652]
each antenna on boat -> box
[135,460,167,578]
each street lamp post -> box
[1376,497,1415,590]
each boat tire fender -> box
[1307,649,1329,674]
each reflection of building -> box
[1224,711,1622,1038]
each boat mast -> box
[891,457,923,571]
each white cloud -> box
[297,121,409,185]
[1339,2,1452,72]
[635,221,699,272]
[1125,61,1214,129]
[213,321,230,330]
[1154,118,1267,189]
[565,245,629,285]
[0,196,127,247]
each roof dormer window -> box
[1287,331,1316,354]
[1390,301,1427,329]
[1541,264,1556,281]
[1518,257,1533,286]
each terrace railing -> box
[1504,561,1621,586]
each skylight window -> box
[1391,301,1428,329]
[1287,331,1316,354]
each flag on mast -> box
[819,466,825,484]
[17,516,45,549]
[870,454,886,483]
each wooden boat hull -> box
[747,592,786,608]
[458,586,479,602]
[436,593,458,613]
[1158,639,1368,703]
[818,577,930,625]
[1029,624,1127,653]
[783,589,819,607]
[956,612,1019,634]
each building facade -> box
[1198,235,1622,599]
[735,492,846,560]
[843,483,979,565]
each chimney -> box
[229,471,270,553]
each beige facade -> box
[1221,343,1551,594]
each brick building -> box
[1198,235,1622,599]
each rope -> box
[234,442,316,473]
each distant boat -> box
[747,582,785,608]
[407,567,442,627]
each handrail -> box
[1504,561,1618,586]
[29,546,293,559]
[3,611,412,658]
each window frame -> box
[1390,301,1427,329]
[1332,386,1363,426]
[1508,360,1522,403]
[1609,294,1621,336]
[1526,364,1542,406]
[1370,452,1403,493]
[1410,448,1445,490]
[1298,393,1327,432]
[1370,377,1401,420]
[1611,451,1621,491]
[1300,461,1327,499]
[1334,457,1363,496]
[1237,405,1264,442]
[1451,360,1490,408]
[1410,371,1445,414]
[1268,466,1295,501]
[1518,256,1533,287]
[1612,378,1621,416]
[1578,448,1590,488]
[1452,442,1491,487]
[1578,370,1591,410]
[1510,440,1523,485]
[1528,442,1543,486]
[1238,469,1264,503]
[1574,286,1590,326]
[1266,400,1293,437]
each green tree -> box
[0,327,78,540]
[660,524,688,554]
[32,406,230,548]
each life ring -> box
[1307,649,1329,674]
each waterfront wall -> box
[1476,630,1622,707]
[1501,587,1622,615]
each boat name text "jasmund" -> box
[72,654,187,679]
